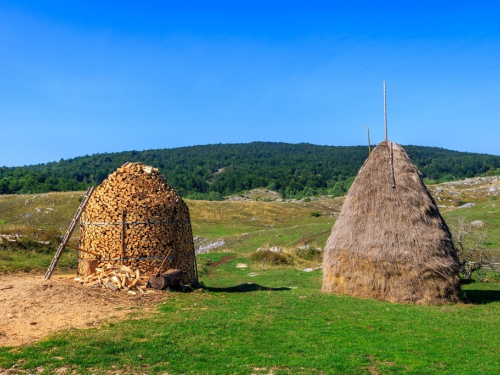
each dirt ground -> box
[0,272,168,347]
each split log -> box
[76,262,150,293]
[83,259,99,277]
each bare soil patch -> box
[0,272,167,347]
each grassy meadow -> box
[1,185,500,374]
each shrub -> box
[295,246,323,262]
[249,250,293,265]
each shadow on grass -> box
[462,289,500,304]
[204,283,291,293]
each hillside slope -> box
[1,142,499,199]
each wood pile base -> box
[74,263,150,295]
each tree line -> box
[1,142,499,200]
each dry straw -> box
[322,141,460,304]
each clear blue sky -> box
[1,1,499,167]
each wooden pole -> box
[65,244,101,259]
[384,81,388,142]
[390,141,396,188]
[155,248,173,277]
[121,209,125,264]
[366,125,371,155]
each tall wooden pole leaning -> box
[44,186,94,280]
[384,81,388,142]
[366,125,371,155]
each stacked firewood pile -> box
[75,264,150,294]
[78,162,198,285]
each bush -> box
[310,211,320,217]
[295,246,323,261]
[249,250,293,265]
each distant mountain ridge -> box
[1,142,500,199]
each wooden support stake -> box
[384,81,388,142]
[121,209,125,264]
[390,141,396,189]
[366,125,371,155]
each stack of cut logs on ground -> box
[75,264,150,294]
[78,162,197,285]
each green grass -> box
[0,247,77,273]
[1,259,500,374]
[1,190,500,374]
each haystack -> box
[78,162,198,285]
[322,141,460,304]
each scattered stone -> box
[471,220,484,227]
[196,239,226,254]
[236,263,248,268]
[269,246,282,253]
[459,203,476,209]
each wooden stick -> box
[366,125,371,155]
[390,141,396,188]
[0,285,13,291]
[156,248,173,277]
[121,209,125,264]
[384,81,388,142]
[64,244,101,259]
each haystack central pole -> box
[384,81,388,142]
[366,125,371,155]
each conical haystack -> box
[79,162,198,285]
[322,141,460,304]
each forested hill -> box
[1,142,500,199]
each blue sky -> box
[1,1,499,167]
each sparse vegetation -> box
[450,216,496,279]
[249,250,293,265]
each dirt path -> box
[293,229,331,247]
[0,272,167,347]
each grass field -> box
[1,259,499,374]
[1,185,500,374]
